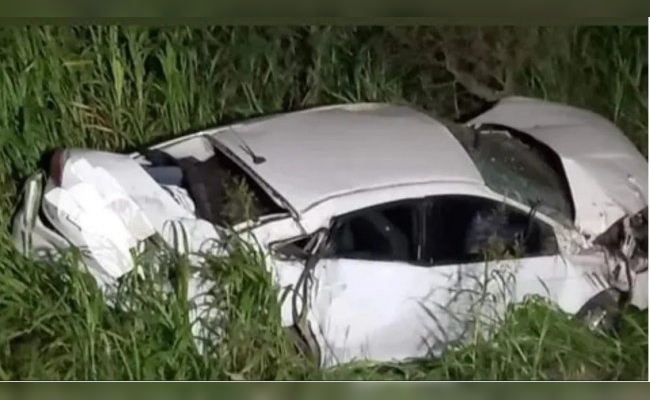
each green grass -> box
[0,26,647,380]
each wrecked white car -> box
[11,97,648,368]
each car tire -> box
[575,289,623,334]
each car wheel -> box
[575,289,623,334]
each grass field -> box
[0,26,647,380]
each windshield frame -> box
[441,120,576,227]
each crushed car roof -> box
[211,103,485,213]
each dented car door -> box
[307,199,461,366]
[309,257,458,367]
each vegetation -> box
[0,26,646,380]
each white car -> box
[12,96,648,367]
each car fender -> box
[556,251,615,314]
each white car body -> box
[11,97,648,367]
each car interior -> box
[331,203,419,262]
[140,143,285,226]
[327,195,557,266]
[426,196,534,264]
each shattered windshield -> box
[445,122,574,224]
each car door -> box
[423,194,570,338]
[308,199,462,367]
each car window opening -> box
[444,121,576,224]
[141,147,285,226]
[425,195,559,266]
[328,202,420,263]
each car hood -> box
[469,96,648,238]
